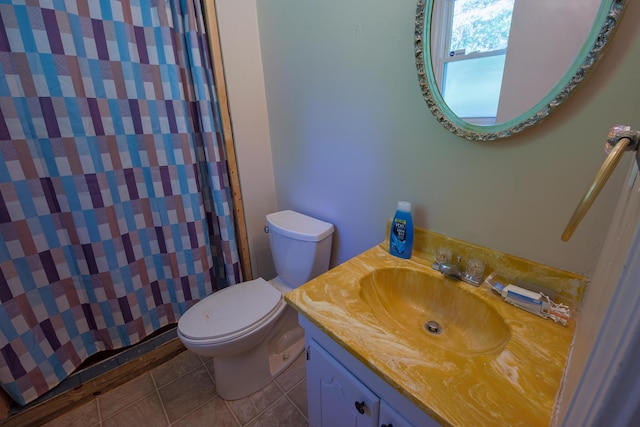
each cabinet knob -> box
[354,401,366,414]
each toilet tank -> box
[266,210,334,289]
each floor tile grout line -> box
[284,377,309,422]
[96,395,103,427]
[202,358,215,384]
[201,355,230,425]
[272,358,309,422]
[155,352,239,426]
[96,373,161,426]
[222,398,244,427]
[155,389,171,427]
[285,394,309,424]
[157,355,225,426]
[98,392,158,426]
[149,370,171,426]
[151,356,208,391]
[167,394,218,426]
[273,378,286,394]
[233,392,289,427]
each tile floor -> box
[43,348,309,427]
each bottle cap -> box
[397,201,411,212]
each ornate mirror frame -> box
[415,0,627,141]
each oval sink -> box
[359,267,510,356]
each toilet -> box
[177,210,334,400]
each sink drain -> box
[424,320,443,335]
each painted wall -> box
[219,0,639,278]
[215,0,277,280]
[254,0,640,276]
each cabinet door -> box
[379,401,415,427]
[307,340,380,427]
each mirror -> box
[415,0,626,141]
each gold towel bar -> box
[562,127,640,242]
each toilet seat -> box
[177,278,283,344]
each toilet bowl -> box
[177,210,333,400]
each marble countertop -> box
[285,243,576,427]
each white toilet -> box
[177,210,334,400]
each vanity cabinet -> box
[301,316,439,427]
[379,402,413,427]
[307,340,379,427]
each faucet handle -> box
[463,258,485,286]
[433,248,453,271]
[435,248,453,265]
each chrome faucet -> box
[437,256,463,280]
[432,253,484,287]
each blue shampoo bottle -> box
[390,201,414,259]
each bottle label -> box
[391,218,407,254]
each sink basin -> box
[359,267,510,355]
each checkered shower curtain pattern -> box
[0,0,242,405]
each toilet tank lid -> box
[266,210,334,242]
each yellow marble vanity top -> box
[285,230,586,427]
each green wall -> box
[256,0,640,276]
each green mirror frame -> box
[415,0,627,141]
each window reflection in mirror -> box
[431,0,515,125]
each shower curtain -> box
[0,0,243,405]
